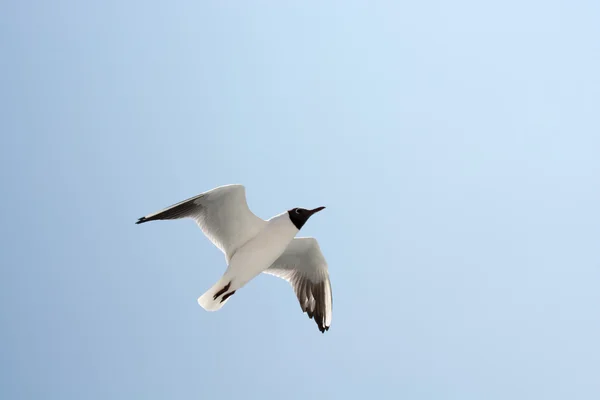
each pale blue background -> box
[1,1,599,399]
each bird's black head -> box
[287,206,326,230]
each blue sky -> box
[1,1,599,399]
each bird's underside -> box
[136,184,333,333]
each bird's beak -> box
[309,206,326,215]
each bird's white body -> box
[137,184,333,332]
[198,212,299,310]
[225,212,299,287]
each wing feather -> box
[264,237,333,333]
[136,184,266,261]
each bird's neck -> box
[267,211,302,231]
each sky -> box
[1,1,599,399]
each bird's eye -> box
[295,208,301,214]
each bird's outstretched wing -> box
[136,184,266,261]
[264,237,333,333]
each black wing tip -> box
[304,307,329,333]
[135,217,148,224]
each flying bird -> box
[136,184,332,333]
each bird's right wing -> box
[263,237,333,333]
[136,184,266,261]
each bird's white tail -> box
[197,276,235,311]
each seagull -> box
[136,184,333,333]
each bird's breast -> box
[225,216,298,287]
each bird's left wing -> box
[263,237,333,333]
[136,184,266,261]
